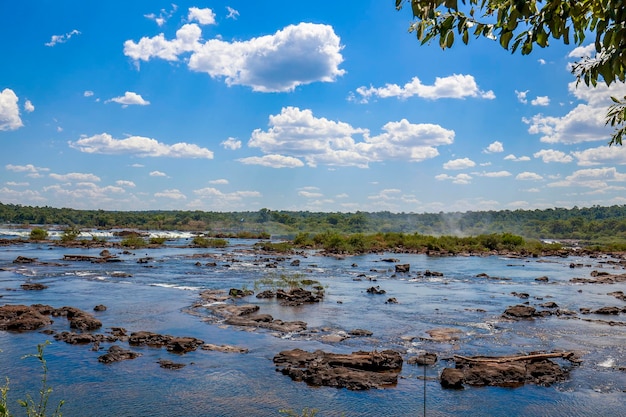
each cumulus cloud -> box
[221,137,242,150]
[504,154,531,162]
[572,144,626,166]
[299,190,323,198]
[24,100,34,113]
[125,22,345,92]
[193,187,261,201]
[523,81,626,144]
[188,7,216,25]
[531,96,550,106]
[245,107,454,168]
[355,74,495,103]
[69,133,214,159]
[533,149,573,163]
[515,172,544,181]
[209,179,229,185]
[443,157,475,170]
[0,89,23,131]
[515,90,528,104]
[5,164,49,177]
[155,189,187,200]
[435,173,472,184]
[547,167,626,190]
[106,92,150,106]
[116,180,136,187]
[49,172,101,182]
[149,171,168,177]
[45,29,80,47]
[477,170,512,177]
[483,141,503,153]
[226,6,240,19]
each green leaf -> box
[500,30,513,49]
[446,30,454,48]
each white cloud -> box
[435,173,472,184]
[193,187,261,203]
[49,172,101,182]
[125,22,345,93]
[547,167,626,189]
[45,29,80,47]
[515,90,528,104]
[237,154,305,168]
[355,74,495,103]
[483,141,503,153]
[84,90,94,97]
[155,189,187,200]
[69,133,214,159]
[209,179,229,185]
[226,7,240,19]
[116,180,136,187]
[568,44,597,60]
[106,91,150,106]
[24,100,34,113]
[6,181,29,186]
[299,190,323,198]
[533,149,573,163]
[572,145,626,166]
[0,89,23,131]
[516,172,544,181]
[144,5,178,27]
[149,171,168,177]
[247,107,453,168]
[188,7,216,25]
[538,59,546,65]
[6,164,49,174]
[504,154,530,162]
[524,81,626,144]
[478,170,512,177]
[443,157,475,170]
[221,137,242,150]
[531,96,550,106]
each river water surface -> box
[0,231,625,416]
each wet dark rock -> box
[593,306,621,315]
[128,331,204,353]
[98,345,141,364]
[273,349,403,390]
[93,304,107,312]
[395,264,410,273]
[476,273,489,278]
[540,302,559,309]
[202,343,249,353]
[290,259,300,266]
[381,258,399,263]
[608,291,626,301]
[366,286,386,295]
[407,352,437,366]
[225,315,307,333]
[229,288,254,298]
[205,262,217,267]
[256,290,276,299]
[511,292,529,299]
[0,304,53,331]
[424,270,443,277]
[20,283,48,291]
[276,287,323,306]
[13,256,37,264]
[54,331,117,345]
[502,305,538,320]
[440,368,465,389]
[157,359,186,369]
[348,329,373,337]
[385,297,398,304]
[535,276,549,282]
[53,306,102,331]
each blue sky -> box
[2,1,626,213]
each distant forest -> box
[1,202,626,244]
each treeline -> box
[1,202,626,243]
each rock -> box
[440,368,465,389]
[276,287,323,306]
[0,304,53,331]
[535,276,549,282]
[53,306,102,331]
[13,256,37,264]
[395,264,410,273]
[425,328,462,342]
[540,302,559,309]
[209,304,260,318]
[502,305,537,320]
[407,353,437,366]
[385,297,398,304]
[424,270,443,277]
[381,258,399,263]
[93,304,107,311]
[290,259,300,266]
[229,288,254,298]
[255,290,276,299]
[348,329,373,337]
[157,359,186,369]
[511,292,529,299]
[320,333,348,343]
[128,331,204,353]
[273,349,403,390]
[593,306,621,315]
[202,343,249,353]
[608,291,626,301]
[476,273,489,278]
[366,286,386,295]
[54,331,117,345]
[98,345,141,364]
[20,283,48,291]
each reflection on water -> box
[0,238,625,416]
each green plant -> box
[0,342,64,417]
[120,236,147,248]
[149,236,167,245]
[29,228,48,241]
[192,236,228,248]
[60,227,80,242]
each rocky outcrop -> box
[366,286,386,295]
[53,306,102,331]
[502,305,538,319]
[0,304,53,331]
[440,352,578,389]
[20,283,48,291]
[202,343,249,353]
[98,345,141,363]
[273,349,403,390]
[128,331,204,353]
[407,352,437,366]
[276,287,323,306]
[395,264,410,273]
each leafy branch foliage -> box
[396,0,626,145]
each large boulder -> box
[502,305,538,320]
[98,345,141,364]
[274,349,403,390]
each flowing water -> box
[0,230,625,416]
